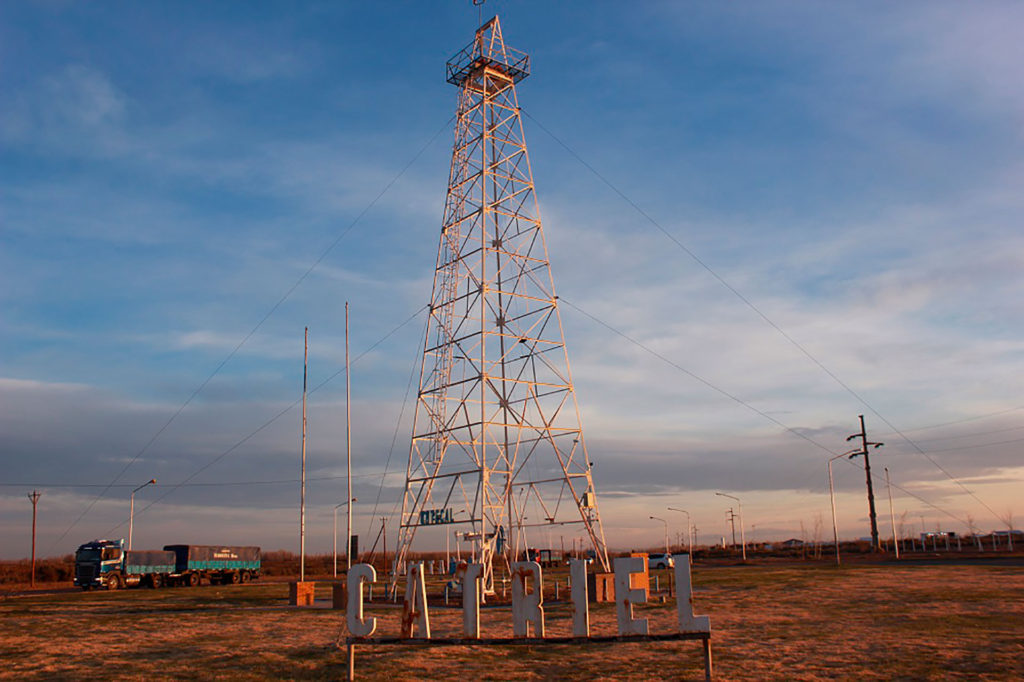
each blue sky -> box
[2,1,1023,558]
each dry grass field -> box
[2,561,1021,680]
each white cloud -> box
[1,64,131,154]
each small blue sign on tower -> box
[419,508,454,525]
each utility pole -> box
[28,490,41,588]
[846,415,884,551]
[726,509,737,548]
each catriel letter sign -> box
[345,554,710,641]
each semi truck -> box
[74,539,260,590]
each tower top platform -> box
[446,16,529,86]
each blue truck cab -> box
[74,539,126,590]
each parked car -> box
[648,553,675,569]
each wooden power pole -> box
[847,415,884,551]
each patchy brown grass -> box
[1,563,1021,680]
[0,556,75,585]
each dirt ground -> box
[1,562,1021,680]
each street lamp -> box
[128,479,156,551]
[667,507,692,552]
[827,453,849,567]
[649,516,669,556]
[884,467,900,559]
[334,498,357,577]
[715,492,746,561]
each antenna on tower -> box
[393,16,610,595]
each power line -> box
[40,306,422,543]
[878,406,1024,436]
[883,422,1024,445]
[559,297,837,457]
[364,314,426,540]
[838,456,970,528]
[48,117,453,552]
[524,109,1005,525]
[559,297,973,529]
[0,471,407,490]
[915,434,1024,454]
[124,305,427,529]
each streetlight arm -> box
[649,516,669,556]
[667,507,693,553]
[132,479,157,494]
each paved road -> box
[878,555,1024,568]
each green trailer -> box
[163,545,261,586]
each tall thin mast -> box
[345,302,353,571]
[300,327,308,582]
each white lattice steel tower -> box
[394,16,609,592]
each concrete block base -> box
[587,572,615,602]
[289,581,316,606]
[332,582,347,610]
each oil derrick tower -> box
[393,16,610,594]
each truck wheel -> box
[240,570,250,583]
[187,572,200,587]
[150,574,164,589]
[106,574,122,590]
[229,571,241,584]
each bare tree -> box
[966,514,982,552]
[812,512,824,560]
[898,511,909,552]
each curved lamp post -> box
[828,452,850,566]
[715,492,746,561]
[128,479,156,551]
[667,507,692,552]
[649,515,669,556]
